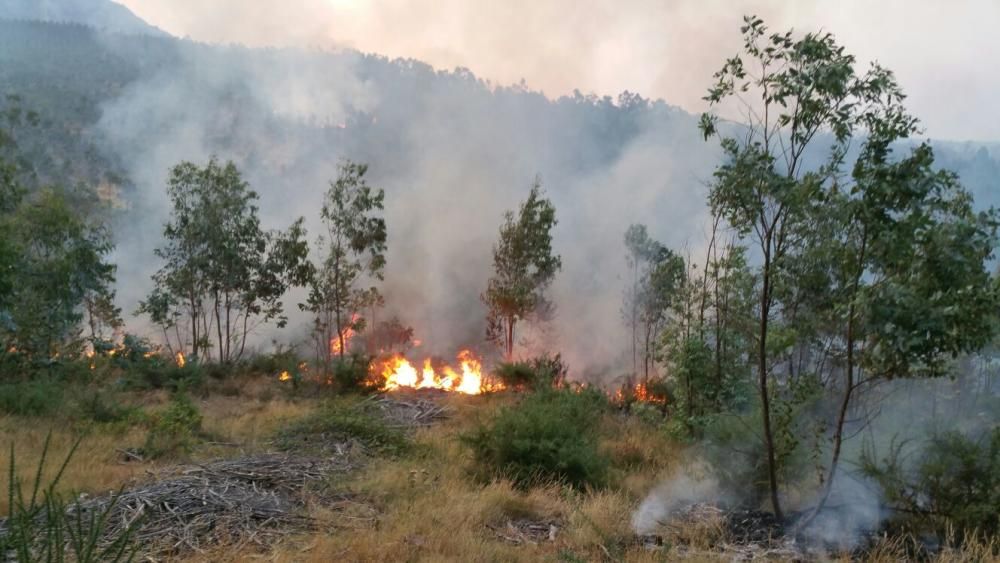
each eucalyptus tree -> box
[0,99,118,362]
[301,160,386,365]
[1,188,117,359]
[700,15,999,520]
[795,135,999,528]
[622,224,685,382]
[140,158,311,363]
[483,178,561,360]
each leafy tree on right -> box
[696,15,999,523]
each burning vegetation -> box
[2,10,1000,563]
[375,350,503,394]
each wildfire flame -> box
[175,352,186,368]
[634,382,663,404]
[331,313,360,355]
[278,370,291,381]
[377,349,501,395]
[614,382,667,405]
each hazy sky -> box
[118,0,999,141]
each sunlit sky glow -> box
[119,0,1000,141]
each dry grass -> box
[196,394,314,457]
[0,418,149,514]
[0,375,320,516]
[859,530,1000,563]
[4,383,997,563]
[258,394,687,563]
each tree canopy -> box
[483,178,561,360]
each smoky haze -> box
[91,33,719,375]
[118,0,1000,142]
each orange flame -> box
[375,349,501,395]
[331,313,360,355]
[278,370,291,381]
[613,382,667,406]
[175,352,186,368]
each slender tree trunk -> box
[759,241,783,520]
[334,244,345,362]
[698,214,719,337]
[713,244,724,409]
[798,230,867,531]
[224,292,231,363]
[505,316,515,361]
[214,292,223,364]
[190,309,197,359]
[161,326,174,356]
[237,312,250,362]
[201,310,211,362]
[798,304,855,531]
[188,289,198,359]
[632,259,639,376]
[644,317,662,385]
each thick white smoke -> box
[93,33,720,373]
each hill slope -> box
[0,15,998,368]
[0,0,167,36]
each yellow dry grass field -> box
[0,378,995,562]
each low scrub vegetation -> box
[276,397,409,455]
[493,353,568,391]
[463,388,611,490]
[0,378,65,417]
[862,427,1000,541]
[143,391,203,458]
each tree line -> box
[616,16,999,532]
[1,14,997,539]
[133,157,559,371]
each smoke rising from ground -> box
[91,33,719,372]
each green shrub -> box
[493,362,538,389]
[630,401,665,425]
[0,378,64,416]
[144,392,203,458]
[245,344,300,376]
[109,334,203,391]
[462,388,610,490]
[276,398,409,455]
[0,434,138,561]
[76,390,140,425]
[494,353,568,390]
[120,359,203,392]
[862,428,1000,541]
[331,353,373,392]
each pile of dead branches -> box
[487,518,561,545]
[371,395,452,429]
[72,453,356,557]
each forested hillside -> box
[1,7,998,561]
[0,12,998,365]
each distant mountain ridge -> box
[0,0,167,36]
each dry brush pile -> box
[69,454,356,557]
